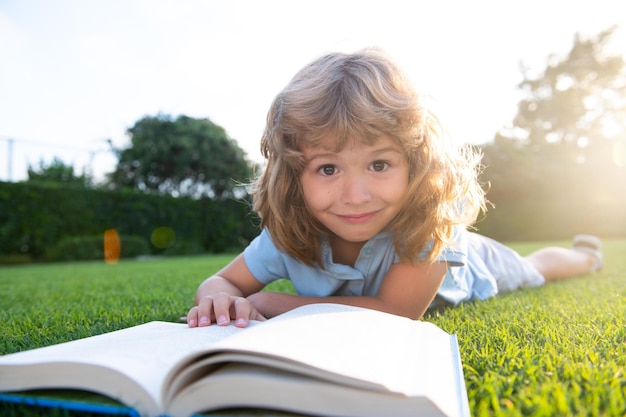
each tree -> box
[26,157,93,188]
[479,27,626,241]
[107,114,256,199]
[484,25,626,187]
[501,26,626,160]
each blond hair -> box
[251,48,486,266]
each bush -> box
[0,181,260,261]
[0,254,32,265]
[159,239,205,256]
[121,235,151,258]
[45,235,150,262]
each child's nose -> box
[341,175,372,204]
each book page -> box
[169,363,449,417]
[209,304,450,391]
[168,304,462,416]
[0,320,261,416]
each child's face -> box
[300,135,409,245]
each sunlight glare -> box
[613,140,626,167]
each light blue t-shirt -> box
[242,227,531,306]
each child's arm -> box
[248,260,447,320]
[188,254,447,327]
[186,254,267,328]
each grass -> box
[1,239,625,416]
[426,238,626,416]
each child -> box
[186,48,603,328]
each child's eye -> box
[318,164,337,176]
[371,161,389,172]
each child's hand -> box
[186,292,266,328]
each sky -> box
[1,0,625,182]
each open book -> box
[0,304,470,417]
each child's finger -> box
[211,294,233,326]
[232,297,253,327]
[196,296,216,326]
[185,306,200,327]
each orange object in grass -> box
[104,229,121,264]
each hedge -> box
[0,182,259,261]
[44,234,150,262]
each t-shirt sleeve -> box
[243,229,289,285]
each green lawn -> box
[1,239,625,416]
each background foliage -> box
[478,27,626,241]
[27,157,93,189]
[0,181,259,261]
[107,114,256,199]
